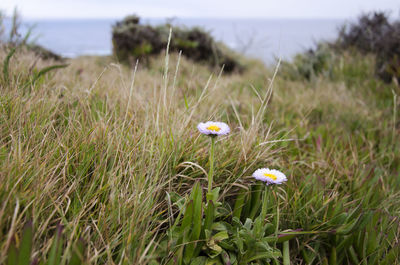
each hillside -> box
[0,37,399,264]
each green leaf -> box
[346,203,362,222]
[221,250,236,265]
[23,64,68,91]
[253,216,264,238]
[244,250,282,263]
[32,64,68,83]
[180,200,194,237]
[183,93,189,110]
[277,233,297,243]
[233,188,247,220]
[231,217,242,227]
[191,184,203,239]
[205,257,223,265]
[248,184,263,220]
[301,248,317,265]
[22,26,34,45]
[210,188,220,205]
[211,222,228,232]
[206,239,223,258]
[218,241,236,252]
[328,213,347,226]
[169,192,186,211]
[234,233,244,254]
[329,246,337,265]
[175,245,185,265]
[358,211,374,232]
[170,195,187,233]
[204,200,215,234]
[261,236,278,244]
[238,230,256,247]
[184,182,203,263]
[190,256,207,265]
[380,244,400,265]
[336,217,360,235]
[254,240,271,252]
[212,231,228,242]
[6,237,18,265]
[68,238,85,265]
[347,246,360,265]
[18,221,33,265]
[277,230,319,243]
[47,225,64,265]
[3,47,16,83]
[366,229,378,257]
[336,235,353,253]
[243,218,252,231]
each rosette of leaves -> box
[155,183,284,265]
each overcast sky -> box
[2,0,400,19]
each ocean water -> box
[9,18,345,64]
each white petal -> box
[252,168,287,185]
[197,121,230,136]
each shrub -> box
[112,15,243,73]
[282,12,400,84]
[336,11,400,83]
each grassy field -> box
[0,43,399,264]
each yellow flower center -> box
[263,173,277,180]
[206,125,221,132]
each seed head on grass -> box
[252,168,287,185]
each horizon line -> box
[18,16,350,21]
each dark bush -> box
[28,44,63,61]
[337,12,392,53]
[112,15,243,73]
[336,12,400,83]
[375,20,400,82]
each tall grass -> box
[0,42,399,264]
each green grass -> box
[0,45,399,264]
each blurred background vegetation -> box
[282,12,400,85]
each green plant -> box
[112,15,243,73]
[1,46,68,90]
[281,44,335,81]
[5,222,85,265]
[154,124,297,265]
[2,47,16,83]
[23,63,69,91]
[157,183,285,265]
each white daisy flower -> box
[197,121,230,136]
[252,168,287,185]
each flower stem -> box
[283,240,290,265]
[260,186,269,221]
[272,188,280,237]
[207,136,216,195]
